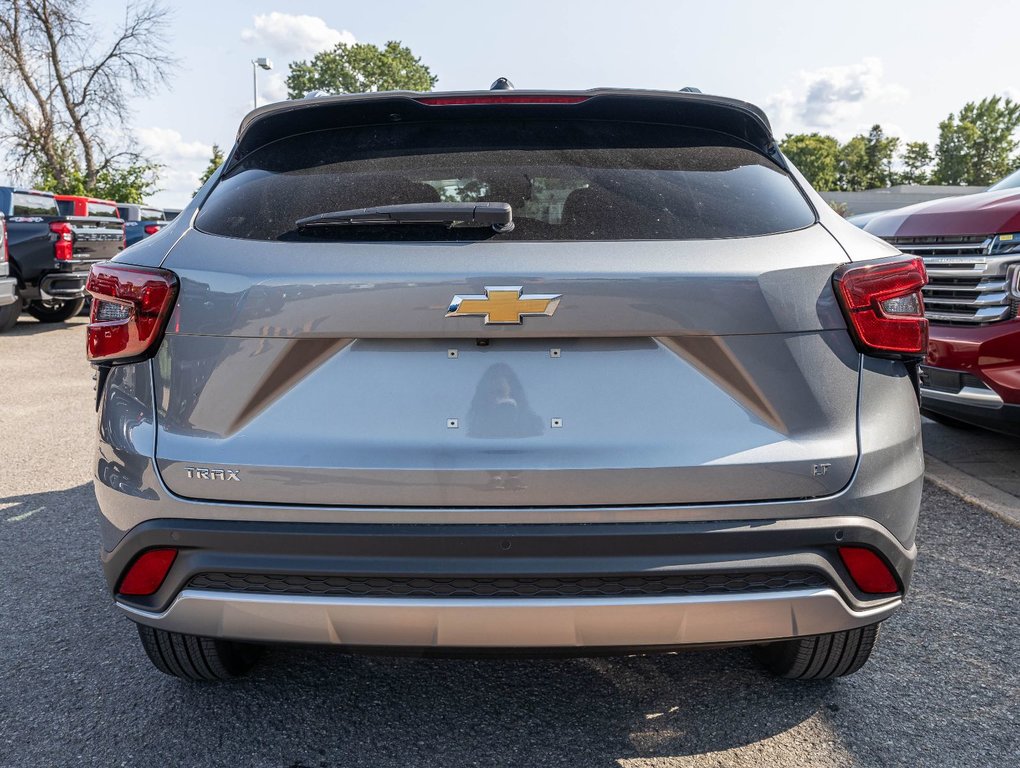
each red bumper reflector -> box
[838,546,899,594]
[118,548,178,596]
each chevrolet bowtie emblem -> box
[446,286,561,324]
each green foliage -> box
[837,125,898,191]
[287,41,437,99]
[900,141,933,185]
[195,144,225,194]
[35,159,161,203]
[827,200,850,217]
[780,133,839,190]
[933,96,1020,185]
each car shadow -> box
[2,314,88,336]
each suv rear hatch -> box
[151,91,859,508]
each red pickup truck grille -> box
[884,236,1015,325]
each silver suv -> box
[89,88,926,682]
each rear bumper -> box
[106,516,912,650]
[0,276,17,306]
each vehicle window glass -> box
[989,169,1020,191]
[13,193,60,217]
[117,206,131,219]
[196,120,815,242]
[141,207,166,221]
[87,202,119,218]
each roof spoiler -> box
[225,89,781,174]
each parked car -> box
[0,213,19,331]
[0,187,125,325]
[863,170,1020,435]
[117,203,168,247]
[162,208,182,221]
[90,87,925,682]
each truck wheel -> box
[26,298,85,323]
[136,624,263,681]
[754,624,880,679]
[0,302,19,332]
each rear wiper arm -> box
[295,202,514,233]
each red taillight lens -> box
[0,218,7,263]
[143,224,162,236]
[118,548,177,596]
[838,546,899,594]
[833,257,928,358]
[49,221,74,260]
[86,263,178,363]
[415,95,591,106]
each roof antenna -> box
[490,77,514,90]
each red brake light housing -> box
[143,224,162,236]
[0,216,7,263]
[117,548,177,596]
[838,546,899,594]
[833,256,928,359]
[86,263,178,363]
[50,221,74,260]
[415,94,591,106]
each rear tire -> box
[754,624,880,680]
[136,624,263,680]
[0,302,19,332]
[26,298,85,323]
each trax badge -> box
[185,467,241,481]
[446,286,561,324]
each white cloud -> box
[767,58,908,138]
[240,12,355,60]
[259,72,290,104]
[137,127,214,208]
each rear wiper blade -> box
[295,202,514,232]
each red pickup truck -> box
[864,172,1020,436]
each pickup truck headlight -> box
[987,233,1020,255]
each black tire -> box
[921,409,979,431]
[136,624,263,681]
[26,298,85,323]
[754,624,880,680]
[0,302,19,332]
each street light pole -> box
[251,57,273,109]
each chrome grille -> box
[885,236,1015,324]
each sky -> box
[78,0,1020,207]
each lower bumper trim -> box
[118,588,899,648]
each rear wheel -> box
[754,624,880,680]
[0,302,19,332]
[136,624,263,680]
[26,298,85,323]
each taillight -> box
[838,546,899,594]
[143,224,161,236]
[415,95,591,106]
[50,221,74,260]
[0,217,7,263]
[86,263,178,363]
[117,548,177,596]
[833,256,928,359]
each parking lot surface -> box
[1,317,1018,767]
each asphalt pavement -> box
[1,317,1018,767]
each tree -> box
[837,125,898,191]
[195,143,224,194]
[933,96,1020,185]
[35,158,160,202]
[900,141,933,185]
[286,41,437,98]
[0,0,173,195]
[780,133,839,190]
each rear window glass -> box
[88,202,119,218]
[14,193,59,217]
[140,207,166,221]
[196,120,815,242]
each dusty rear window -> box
[15,193,60,217]
[197,120,815,242]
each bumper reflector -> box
[838,546,899,594]
[118,548,178,596]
